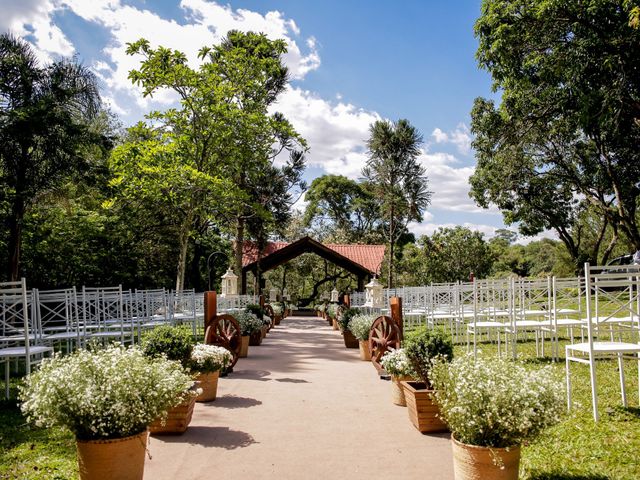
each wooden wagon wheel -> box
[264,304,275,329]
[368,315,401,372]
[204,314,242,367]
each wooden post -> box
[344,294,351,308]
[204,291,217,332]
[259,294,265,308]
[390,296,403,341]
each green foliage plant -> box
[141,325,194,368]
[348,314,377,341]
[339,307,359,332]
[246,304,265,320]
[326,304,339,320]
[404,327,453,388]
[19,345,193,440]
[429,355,564,448]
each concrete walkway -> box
[144,316,454,480]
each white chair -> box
[0,279,53,398]
[566,263,640,421]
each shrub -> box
[326,304,339,319]
[430,356,565,448]
[380,348,415,377]
[270,303,283,316]
[246,304,264,320]
[19,345,193,440]
[348,314,376,341]
[235,310,263,336]
[404,327,453,387]
[339,307,359,332]
[189,344,233,373]
[316,304,326,313]
[141,325,194,367]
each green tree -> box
[471,0,640,269]
[303,174,381,242]
[0,34,105,280]
[363,119,431,288]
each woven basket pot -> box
[343,330,359,348]
[196,371,220,402]
[275,314,282,325]
[390,375,413,406]
[249,330,262,346]
[332,318,339,330]
[77,430,148,480]
[149,395,196,435]
[358,340,371,361]
[401,381,448,433]
[239,335,249,357]
[452,436,520,480]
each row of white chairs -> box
[0,282,202,398]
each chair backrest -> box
[0,278,31,351]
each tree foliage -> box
[471,0,640,270]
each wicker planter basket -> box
[196,371,220,402]
[249,330,262,346]
[332,318,339,330]
[239,335,249,357]
[401,381,448,433]
[149,395,196,435]
[343,330,359,348]
[76,430,148,480]
[275,314,282,325]
[391,375,413,406]
[358,340,371,361]
[452,436,520,480]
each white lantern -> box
[220,267,238,297]
[321,291,329,301]
[282,288,288,300]
[269,288,278,302]
[330,288,339,303]
[364,277,383,308]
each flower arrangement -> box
[189,344,232,374]
[316,304,326,313]
[270,303,283,316]
[348,314,376,341]
[404,327,453,387]
[245,303,265,320]
[19,345,193,440]
[429,356,565,448]
[141,325,194,367]
[235,310,263,336]
[380,348,415,377]
[326,304,339,320]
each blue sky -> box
[3,0,526,240]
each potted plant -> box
[141,325,199,434]
[245,304,266,345]
[430,356,564,480]
[380,348,415,406]
[20,345,192,480]
[190,344,233,402]
[326,304,339,330]
[235,311,262,357]
[348,314,376,360]
[339,308,359,348]
[271,303,283,325]
[402,327,453,433]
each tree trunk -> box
[175,214,193,293]
[7,195,25,281]
[387,206,395,289]
[235,216,245,294]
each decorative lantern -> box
[364,277,383,308]
[282,288,288,300]
[269,288,278,302]
[330,288,339,303]
[321,291,329,301]
[220,268,238,298]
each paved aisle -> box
[144,316,454,480]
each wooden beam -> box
[390,296,403,341]
[204,291,217,332]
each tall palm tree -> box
[0,34,102,280]
[363,119,431,288]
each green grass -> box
[455,338,640,480]
[0,394,76,480]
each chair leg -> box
[618,353,627,408]
[589,354,599,422]
[565,353,572,411]
[4,361,9,400]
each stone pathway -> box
[144,316,454,479]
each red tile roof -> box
[242,238,385,274]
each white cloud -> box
[431,123,472,155]
[408,221,499,239]
[1,0,74,62]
